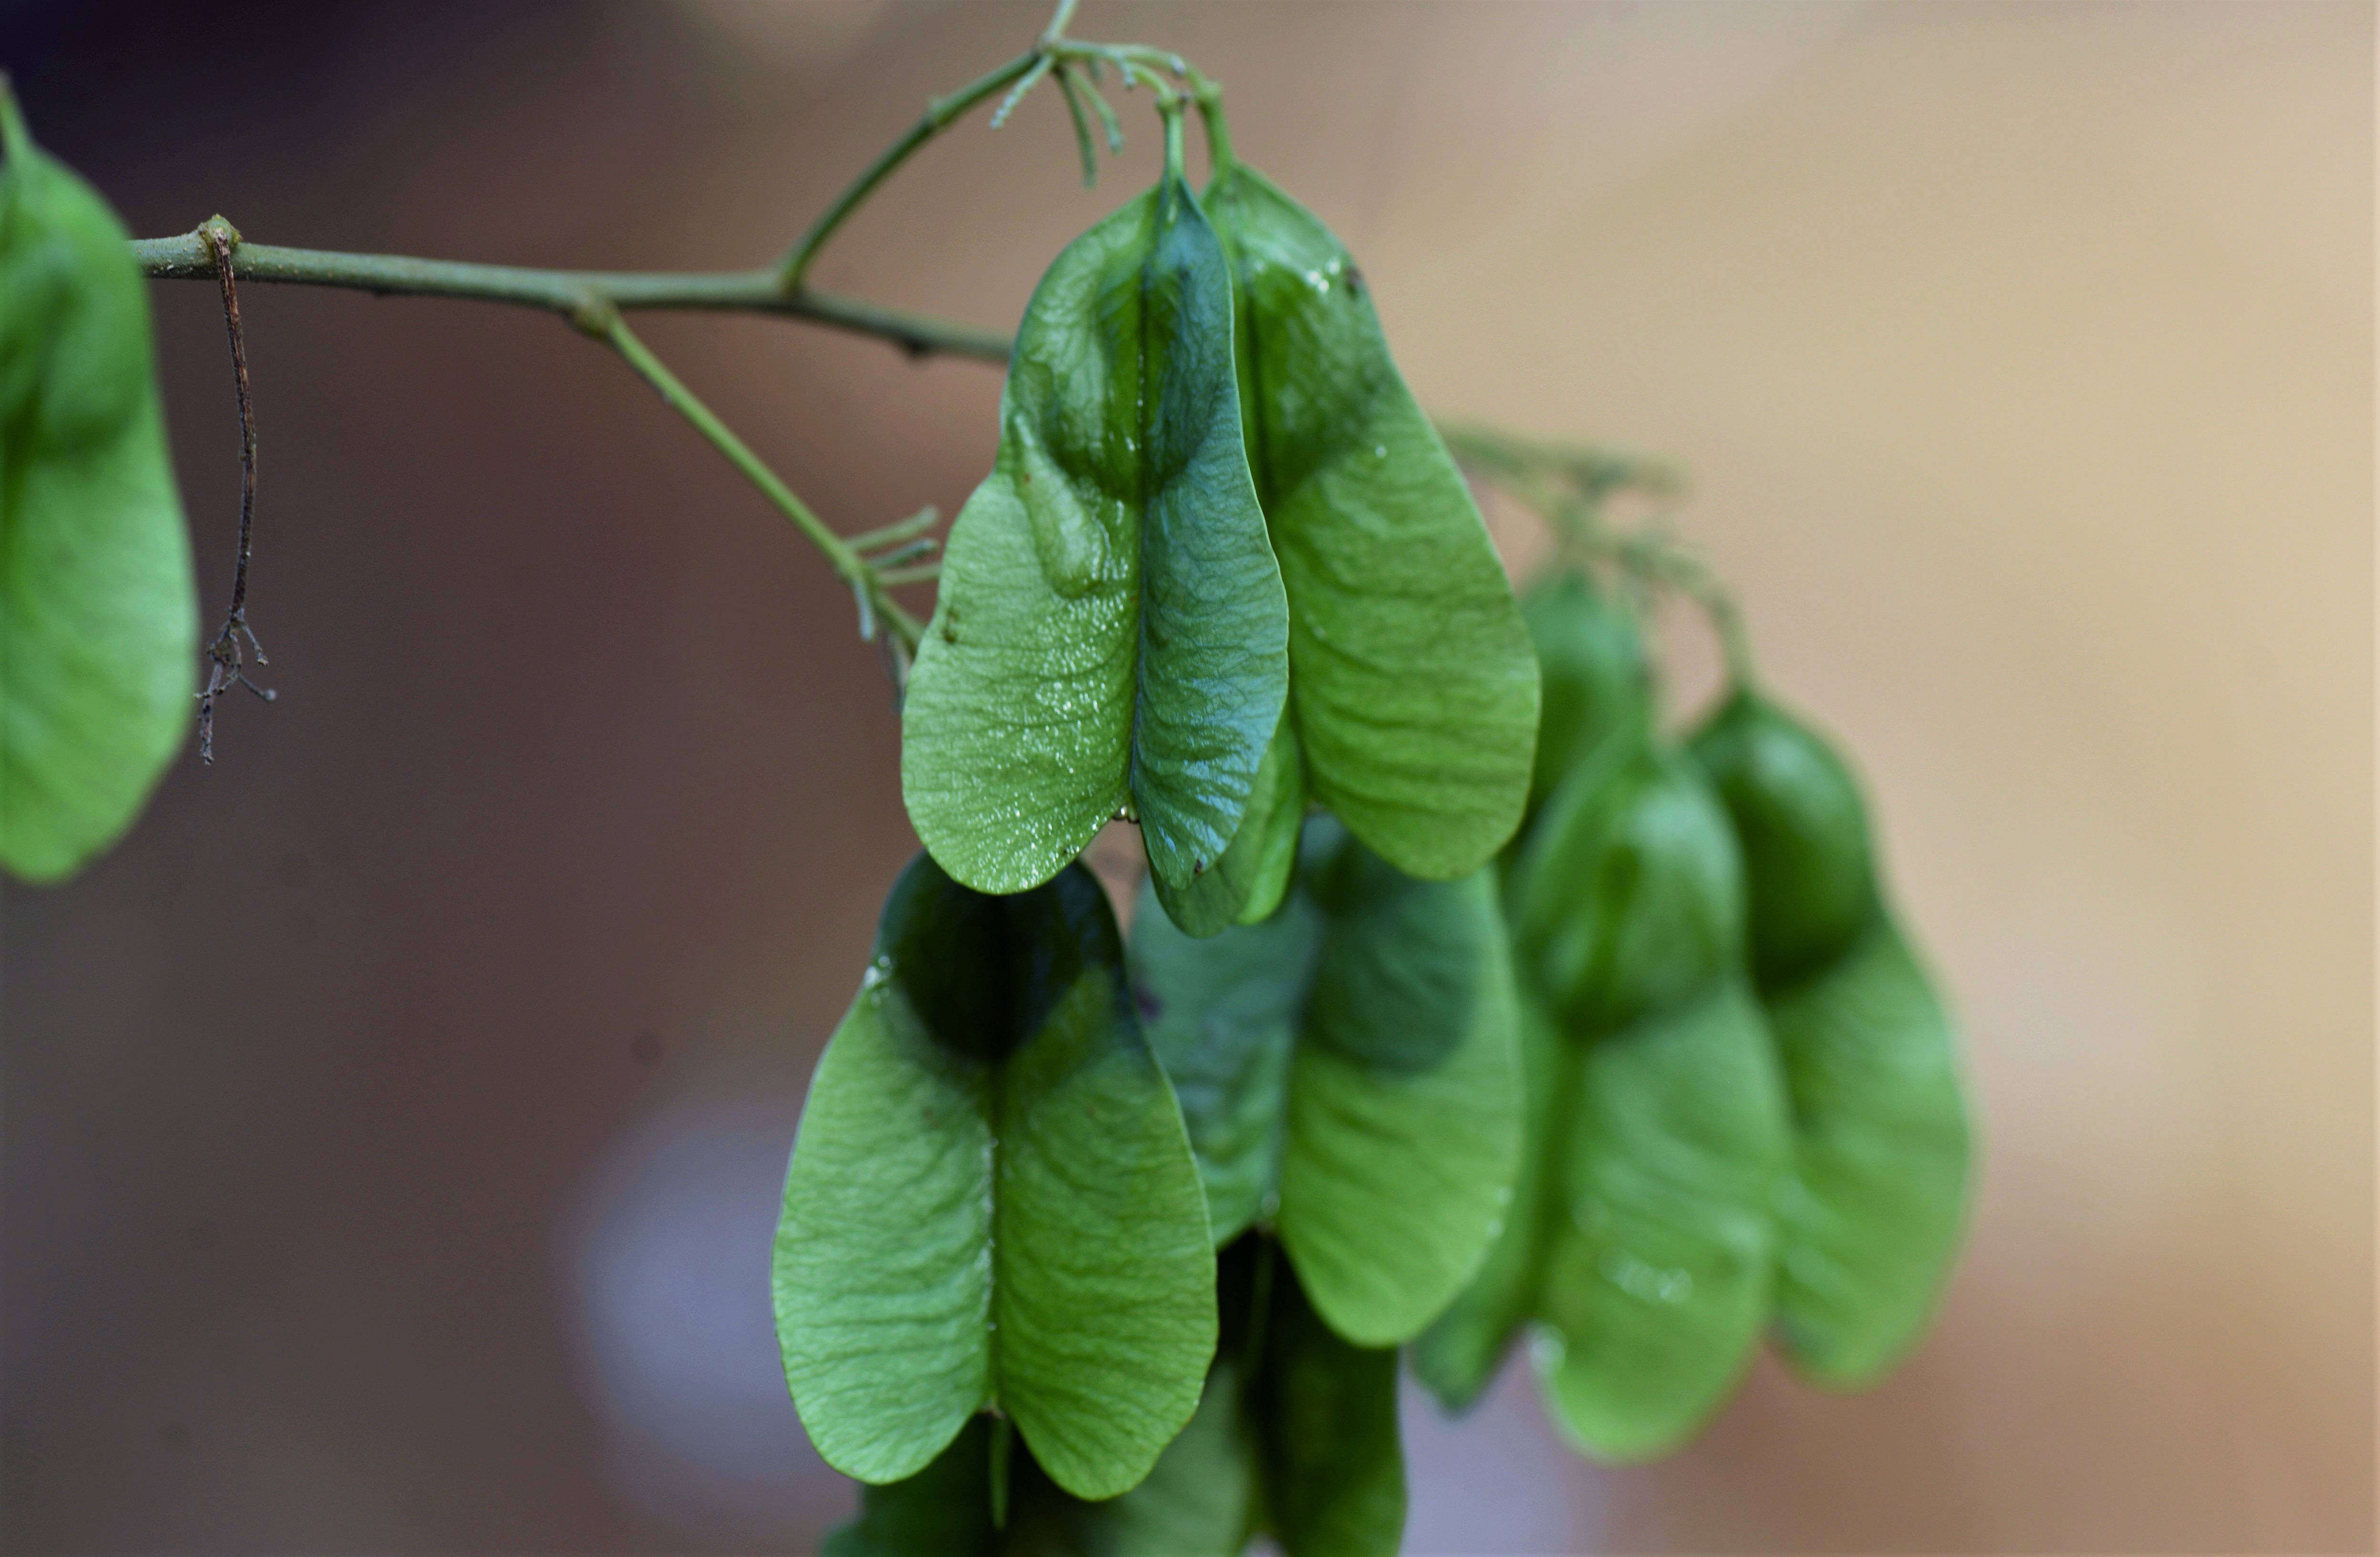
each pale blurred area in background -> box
[2,2,2369,1552]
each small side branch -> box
[580,305,924,680]
[1447,422,1754,688]
[130,235,1013,365]
[776,48,1045,294]
[197,219,275,763]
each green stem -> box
[771,0,1114,291]
[129,232,1011,363]
[1619,536,1756,689]
[990,53,1058,130]
[1092,45,1229,172]
[987,1414,1015,1530]
[591,307,920,652]
[1160,99,1187,182]
[776,51,1039,293]
[1054,63,1100,186]
[845,505,941,554]
[1447,426,1753,686]
[1191,76,1235,173]
[777,0,1086,297]
[1077,68,1127,155]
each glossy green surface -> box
[0,101,195,882]
[1151,706,1305,937]
[775,856,1215,1498]
[1205,160,1537,882]
[903,169,1288,895]
[1534,977,1790,1462]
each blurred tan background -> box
[2,2,2369,1552]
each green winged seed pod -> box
[1414,986,1795,1446]
[1508,744,1742,1038]
[902,159,1288,899]
[0,92,197,882]
[1686,689,1878,989]
[1688,691,1973,1390]
[1125,871,1320,1246]
[1127,817,1522,1348]
[1533,974,1791,1461]
[1203,158,1538,884]
[1278,825,1523,1347]
[1409,989,1566,1412]
[1151,702,1305,938]
[1518,569,1651,824]
[774,855,1216,1500]
[1430,737,1789,1457]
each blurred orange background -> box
[3,2,2370,1552]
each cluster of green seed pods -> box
[1417,569,1973,1460]
[789,109,1971,1550]
[899,129,1535,916]
[793,133,1536,1555]
[0,36,1970,1554]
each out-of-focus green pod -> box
[1518,570,1650,823]
[1508,745,1743,1038]
[1689,690,1973,1390]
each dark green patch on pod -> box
[1130,816,1523,1347]
[1249,1244,1406,1557]
[1686,690,1878,990]
[775,854,1215,1500]
[1509,745,1745,1038]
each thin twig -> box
[863,536,937,570]
[585,305,924,677]
[1054,63,1101,186]
[777,44,1049,293]
[1448,424,1754,687]
[197,220,275,764]
[130,235,1013,364]
[844,505,940,554]
[125,4,1241,707]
